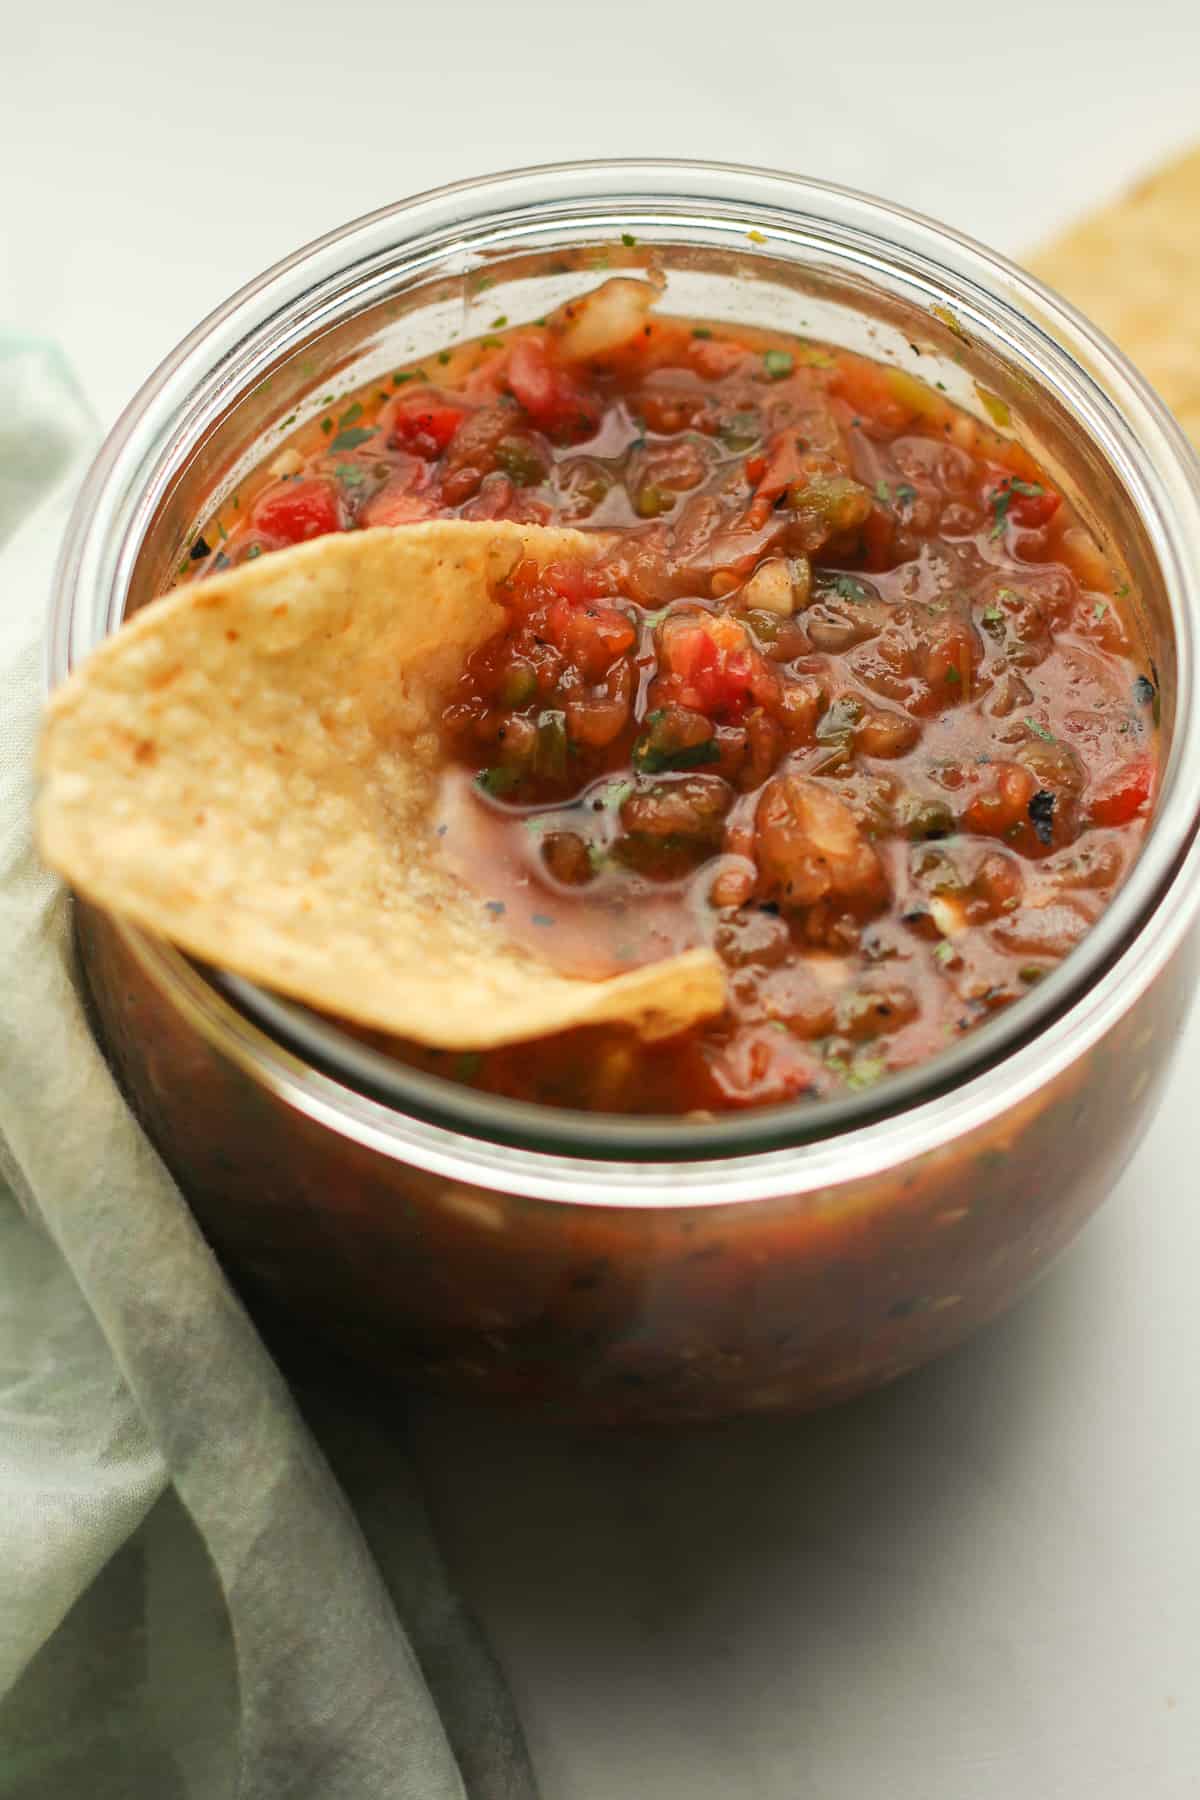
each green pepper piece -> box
[499,662,538,708]
[633,482,674,519]
[632,708,720,774]
[535,709,570,780]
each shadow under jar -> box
[53,162,1200,1422]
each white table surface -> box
[6,4,1200,1795]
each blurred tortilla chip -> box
[1029,144,1200,443]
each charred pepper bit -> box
[1028,788,1057,846]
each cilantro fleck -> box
[826,573,870,604]
[895,483,917,506]
[875,480,891,505]
[988,483,1029,537]
[330,426,372,453]
[490,314,508,329]
[531,913,555,928]
[217,521,228,541]
[438,351,452,366]
[282,412,297,428]
[392,370,427,385]
[338,401,363,428]
[481,337,505,350]
[246,544,263,560]
[692,327,713,339]
[1025,718,1056,743]
[845,1055,887,1091]
[1115,581,1130,598]
[1093,600,1108,622]
[762,349,794,381]
[1028,788,1056,845]
[621,232,637,247]
[321,417,334,434]
[982,603,1004,627]
[474,275,494,292]
[484,899,506,915]
[934,940,956,965]
[334,463,366,488]
[1019,965,1047,985]
[988,485,1016,538]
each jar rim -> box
[48,158,1200,1189]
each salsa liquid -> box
[191,278,1158,1114]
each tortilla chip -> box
[1028,144,1200,443]
[38,520,726,1049]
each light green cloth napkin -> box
[0,338,538,1800]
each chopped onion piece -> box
[550,277,661,363]
[930,894,967,937]
[741,556,800,615]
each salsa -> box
[193,277,1159,1115]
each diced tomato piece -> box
[549,602,637,681]
[250,477,342,545]
[357,484,440,528]
[960,762,1038,837]
[859,501,896,571]
[689,336,750,380]
[687,1026,824,1110]
[982,470,1061,532]
[742,430,809,529]
[1088,755,1154,827]
[655,614,778,721]
[506,338,601,440]
[751,431,809,504]
[385,391,469,458]
[829,354,920,435]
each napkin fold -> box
[0,338,538,1800]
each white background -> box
[6,4,1200,1795]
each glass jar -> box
[51,161,1200,1419]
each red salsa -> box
[194,279,1159,1114]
